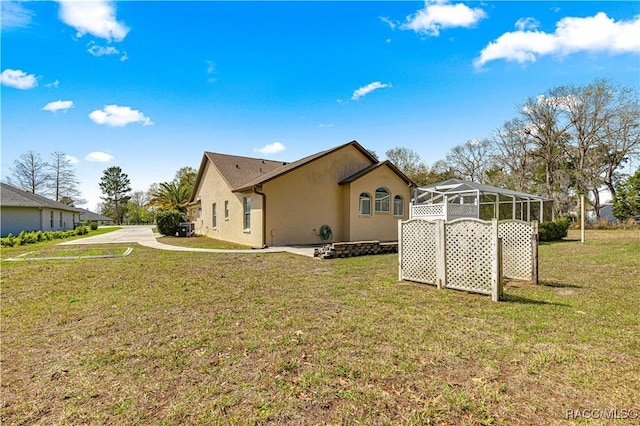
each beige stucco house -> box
[187,140,415,247]
[1,182,82,237]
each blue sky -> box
[2,1,639,211]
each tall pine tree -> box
[99,166,131,224]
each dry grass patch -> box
[2,231,639,424]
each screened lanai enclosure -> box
[410,179,554,222]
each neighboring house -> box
[187,140,415,247]
[76,208,115,225]
[0,182,82,237]
[598,204,617,224]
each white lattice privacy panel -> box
[445,219,494,295]
[399,218,503,301]
[399,219,438,285]
[498,221,537,281]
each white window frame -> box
[224,200,229,220]
[212,203,217,228]
[359,193,371,216]
[375,187,390,213]
[393,195,404,216]
[243,196,251,230]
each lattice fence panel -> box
[444,219,493,294]
[399,220,438,285]
[498,221,534,281]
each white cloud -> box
[515,17,540,32]
[57,0,129,42]
[401,1,487,36]
[351,81,391,101]
[46,80,60,88]
[89,105,153,127]
[43,100,74,113]
[65,155,79,164]
[379,16,397,30]
[88,43,120,57]
[85,151,114,162]
[475,12,640,68]
[1,68,38,89]
[318,123,334,128]
[254,142,286,155]
[1,1,34,29]
[119,51,128,62]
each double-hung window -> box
[243,197,251,230]
[212,203,217,228]
[224,200,229,220]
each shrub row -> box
[1,226,90,248]
[539,218,570,242]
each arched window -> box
[359,193,371,216]
[393,195,404,216]
[375,187,390,213]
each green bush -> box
[1,228,88,248]
[539,218,570,241]
[90,221,99,230]
[156,210,184,236]
[1,233,17,247]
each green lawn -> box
[2,230,639,425]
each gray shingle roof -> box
[76,208,114,222]
[1,182,82,212]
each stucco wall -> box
[262,147,373,245]
[345,165,411,242]
[191,161,264,247]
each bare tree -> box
[492,118,534,192]
[444,139,494,183]
[519,93,573,202]
[385,147,430,186]
[7,150,50,194]
[48,151,85,205]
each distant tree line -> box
[386,78,640,221]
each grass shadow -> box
[539,280,581,289]
[539,238,579,246]
[501,293,570,307]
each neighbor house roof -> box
[418,178,552,201]
[190,140,381,201]
[76,208,114,222]
[1,182,82,212]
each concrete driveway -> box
[59,225,317,257]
